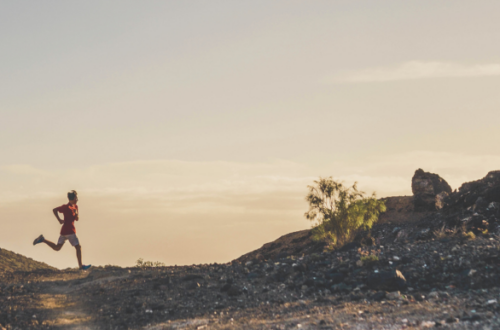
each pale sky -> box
[1,1,499,269]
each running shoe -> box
[81,265,92,271]
[33,235,45,245]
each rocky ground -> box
[2,231,500,329]
[1,170,500,329]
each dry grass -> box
[433,225,459,239]
[136,258,166,268]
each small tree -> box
[305,177,386,247]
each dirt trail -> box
[36,277,92,329]
[3,271,90,329]
[42,272,137,329]
[0,269,133,329]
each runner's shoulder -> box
[55,204,69,211]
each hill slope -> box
[0,247,56,272]
[235,229,324,263]
[235,196,430,263]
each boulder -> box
[367,269,407,291]
[411,169,452,211]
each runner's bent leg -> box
[75,245,83,269]
[43,239,63,251]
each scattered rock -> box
[331,283,350,292]
[413,294,425,301]
[461,314,481,322]
[324,271,345,285]
[220,283,231,292]
[367,270,407,291]
[185,282,200,290]
[427,291,439,299]
[445,317,459,323]
[227,286,242,297]
[385,291,402,300]
[370,291,386,301]
[420,321,436,328]
[182,274,204,281]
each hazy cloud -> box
[1,164,52,176]
[2,152,498,207]
[330,61,500,83]
[0,159,312,206]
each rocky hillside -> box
[2,226,500,328]
[239,170,500,263]
[235,195,424,264]
[407,169,500,241]
[236,194,427,263]
[0,247,56,273]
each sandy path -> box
[8,270,131,329]
[31,274,93,329]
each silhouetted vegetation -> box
[305,177,386,247]
[135,258,166,268]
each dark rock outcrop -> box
[411,169,452,211]
[444,171,500,211]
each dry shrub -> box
[136,258,166,268]
[305,177,386,248]
[433,225,459,239]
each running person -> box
[33,190,91,270]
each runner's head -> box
[68,190,78,204]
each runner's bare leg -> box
[42,239,63,251]
[75,245,83,269]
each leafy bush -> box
[305,177,386,247]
